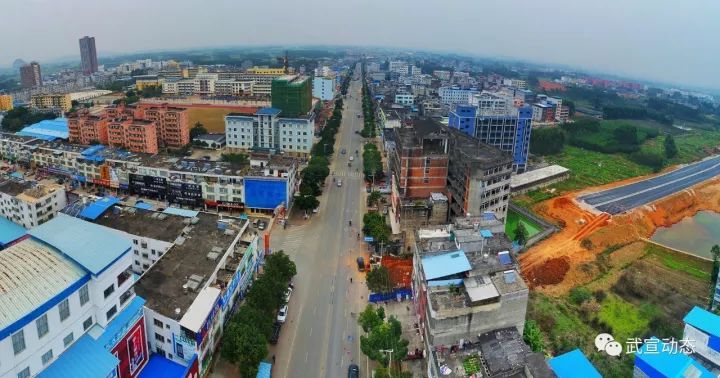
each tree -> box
[529,127,565,155]
[613,124,639,145]
[231,306,275,338]
[245,278,286,315]
[664,134,678,159]
[294,194,319,211]
[190,122,207,139]
[360,316,410,367]
[358,305,385,332]
[221,322,268,378]
[514,223,529,246]
[221,153,249,166]
[363,212,391,244]
[712,245,720,284]
[366,266,394,294]
[374,367,413,378]
[368,191,382,207]
[264,250,297,284]
[523,320,545,353]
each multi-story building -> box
[536,95,568,122]
[107,119,159,154]
[271,75,312,117]
[469,91,511,115]
[68,112,108,145]
[446,127,513,220]
[312,76,336,101]
[389,61,409,75]
[20,62,42,88]
[394,92,414,106]
[0,94,13,111]
[225,108,315,157]
[134,214,262,376]
[0,215,145,378]
[388,120,449,199]
[502,78,527,89]
[412,216,531,377]
[532,103,556,123]
[30,93,72,113]
[137,104,189,149]
[0,179,66,229]
[438,86,479,105]
[135,75,165,91]
[214,79,254,96]
[79,36,99,75]
[681,307,720,371]
[432,70,451,81]
[449,103,533,172]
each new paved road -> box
[578,155,720,214]
[268,64,372,378]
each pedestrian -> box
[350,278,353,283]
[272,355,276,363]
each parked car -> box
[284,288,292,303]
[349,156,354,162]
[313,207,319,213]
[341,148,347,154]
[337,180,342,187]
[269,323,282,344]
[277,305,288,323]
[348,364,360,378]
[258,220,267,230]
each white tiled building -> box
[312,76,336,101]
[225,108,315,157]
[0,180,66,229]
[438,86,479,105]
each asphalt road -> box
[268,64,372,378]
[578,155,720,214]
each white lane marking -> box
[305,352,309,362]
[310,327,313,336]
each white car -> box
[277,305,288,323]
[284,288,292,303]
[349,156,354,162]
[337,180,342,187]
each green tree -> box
[360,316,409,367]
[220,322,268,378]
[220,153,249,166]
[514,223,529,246]
[245,278,285,315]
[523,320,545,353]
[374,367,413,378]
[190,122,208,139]
[363,212,391,244]
[366,266,394,294]
[664,134,678,159]
[529,127,565,155]
[358,304,385,332]
[569,287,592,305]
[294,194,319,211]
[231,306,275,338]
[264,250,297,284]
[613,124,639,145]
[711,245,720,284]
[368,191,382,207]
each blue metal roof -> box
[37,335,119,378]
[549,349,601,378]
[162,207,199,218]
[480,229,493,238]
[635,337,714,378]
[79,196,120,220]
[0,216,25,246]
[684,306,720,338]
[421,250,471,281]
[257,362,272,378]
[94,296,145,348]
[29,214,131,275]
[134,202,153,210]
[498,251,512,265]
[16,118,69,140]
[81,145,106,156]
[255,107,282,116]
[138,354,187,378]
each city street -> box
[268,64,373,378]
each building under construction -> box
[271,75,312,117]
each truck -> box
[356,257,365,272]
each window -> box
[36,314,49,338]
[83,316,93,331]
[106,305,117,321]
[12,330,26,355]
[154,318,164,328]
[155,333,165,342]
[17,367,30,378]
[63,332,74,347]
[79,285,89,306]
[103,284,115,298]
[133,239,138,245]
[59,299,70,321]
[119,289,134,305]
[41,349,53,365]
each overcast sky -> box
[3,0,719,89]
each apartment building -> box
[79,36,99,75]
[135,104,189,149]
[225,108,315,157]
[271,75,312,117]
[20,62,42,88]
[0,215,143,378]
[68,112,108,145]
[214,79,254,96]
[134,215,262,376]
[30,93,72,113]
[433,70,451,81]
[312,76,336,101]
[502,78,527,89]
[532,103,556,123]
[107,119,159,154]
[0,94,13,111]
[438,86,479,105]
[135,75,166,91]
[389,61,409,75]
[0,179,66,229]
[394,92,414,106]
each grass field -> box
[597,294,656,342]
[505,209,542,240]
[644,244,712,281]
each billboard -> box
[167,181,203,207]
[129,174,167,199]
[110,316,148,378]
[244,178,287,209]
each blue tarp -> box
[245,178,287,209]
[16,118,69,140]
[138,354,187,378]
[134,202,153,210]
[30,214,131,275]
[81,145,106,156]
[369,288,412,303]
[0,216,25,247]
[498,251,512,265]
[257,362,272,378]
[549,349,601,378]
[684,306,720,338]
[421,250,471,280]
[37,335,119,378]
[79,196,120,220]
[162,207,199,218]
[480,229,493,238]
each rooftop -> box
[36,334,119,378]
[133,213,247,318]
[94,206,188,243]
[684,306,720,338]
[255,107,283,116]
[511,165,569,189]
[138,354,189,378]
[29,214,132,275]
[447,125,512,168]
[635,337,714,378]
[549,349,601,378]
[0,238,87,337]
[0,216,25,246]
[0,179,31,196]
[16,117,69,140]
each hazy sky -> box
[3,0,719,89]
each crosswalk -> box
[333,171,364,178]
[272,224,308,252]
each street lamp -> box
[379,349,394,369]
